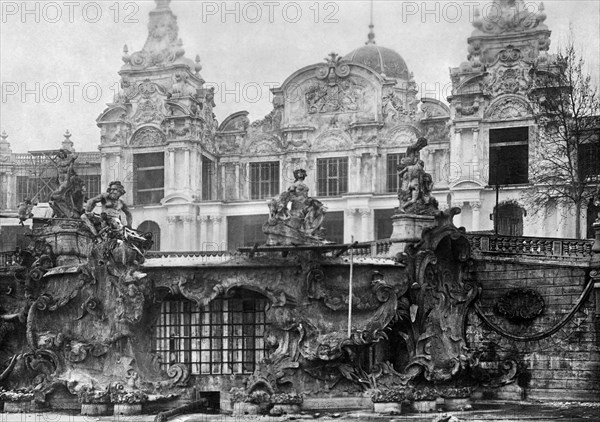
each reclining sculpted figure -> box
[263,169,329,245]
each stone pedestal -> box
[81,403,111,416]
[388,214,436,257]
[113,403,142,415]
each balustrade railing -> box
[0,234,595,272]
[466,233,595,260]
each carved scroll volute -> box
[167,363,190,387]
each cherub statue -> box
[81,180,133,237]
[397,137,438,214]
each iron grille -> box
[153,295,268,375]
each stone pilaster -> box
[198,215,209,250]
[359,208,372,242]
[471,201,482,232]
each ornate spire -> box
[0,130,11,154]
[62,130,74,151]
[365,0,376,45]
[472,0,548,35]
[155,0,171,10]
[121,0,192,70]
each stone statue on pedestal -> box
[397,137,438,215]
[49,149,85,218]
[263,169,330,245]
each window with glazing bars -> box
[386,153,405,193]
[250,162,280,200]
[317,157,348,197]
[133,153,164,204]
[152,294,268,375]
[81,175,101,199]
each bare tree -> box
[526,37,600,238]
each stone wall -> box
[466,259,599,401]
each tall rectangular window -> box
[250,162,280,200]
[134,153,164,205]
[322,211,344,244]
[317,157,348,197]
[375,209,395,239]
[202,156,214,201]
[579,137,600,180]
[489,127,529,185]
[386,153,405,193]
[81,175,101,199]
[152,294,268,375]
[16,176,56,203]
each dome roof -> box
[343,44,410,79]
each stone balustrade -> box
[466,233,595,261]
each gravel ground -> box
[1,401,599,422]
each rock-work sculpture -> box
[263,169,330,245]
[397,137,438,215]
[49,149,85,219]
[0,177,161,409]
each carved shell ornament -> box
[497,288,544,321]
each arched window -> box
[494,202,525,236]
[137,221,160,251]
[153,290,269,375]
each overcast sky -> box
[1,0,599,153]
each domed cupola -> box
[343,23,410,80]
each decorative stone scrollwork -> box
[485,96,532,120]
[307,52,364,114]
[131,126,166,146]
[167,363,190,387]
[497,288,545,322]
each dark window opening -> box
[134,153,164,205]
[137,220,161,251]
[152,291,268,375]
[317,157,348,197]
[202,156,215,201]
[375,209,395,239]
[493,202,525,236]
[250,162,280,200]
[227,215,268,250]
[579,139,600,180]
[322,211,344,244]
[489,127,529,186]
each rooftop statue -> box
[49,149,85,218]
[263,169,330,246]
[397,137,438,215]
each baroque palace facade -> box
[1,0,598,252]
